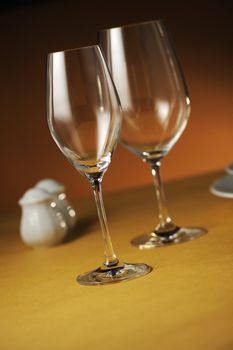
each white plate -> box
[225,162,233,175]
[210,175,233,198]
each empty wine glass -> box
[47,45,152,284]
[98,20,207,249]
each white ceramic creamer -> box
[19,188,68,247]
[36,179,77,229]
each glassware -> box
[98,20,207,249]
[47,45,152,284]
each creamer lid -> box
[19,187,52,205]
[35,179,65,194]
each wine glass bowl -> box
[47,46,121,178]
[47,45,152,283]
[98,20,207,248]
[100,21,190,161]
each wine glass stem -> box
[150,161,175,231]
[92,179,119,268]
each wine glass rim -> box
[47,44,100,56]
[99,19,164,32]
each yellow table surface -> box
[1,172,233,350]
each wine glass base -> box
[131,226,207,249]
[77,262,152,286]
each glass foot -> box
[131,226,207,249]
[77,262,152,286]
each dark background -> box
[1,0,233,211]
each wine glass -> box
[47,45,152,284]
[98,20,207,249]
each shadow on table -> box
[63,215,97,244]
